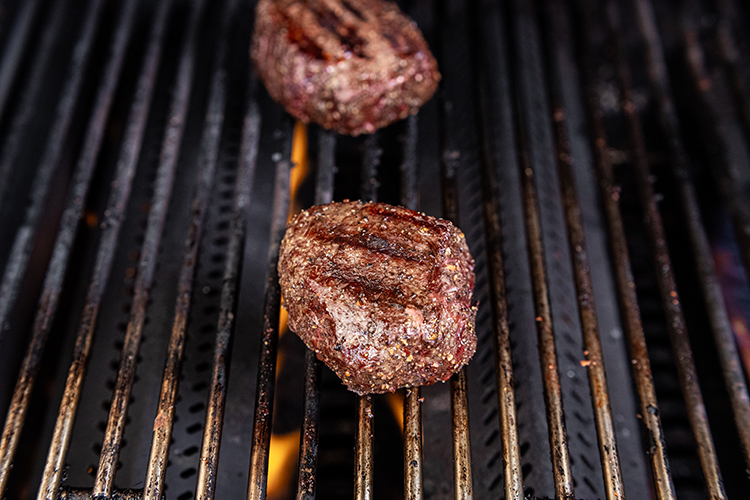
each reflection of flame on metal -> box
[267,430,301,500]
[267,120,310,499]
[387,391,405,431]
[712,246,750,382]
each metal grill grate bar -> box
[0,0,41,161]
[0,0,105,351]
[541,2,627,497]
[142,1,237,496]
[607,1,726,497]
[294,129,334,500]
[92,0,206,494]
[573,1,677,497]
[34,0,175,496]
[353,134,380,500]
[400,114,424,500]
[246,157,292,500]
[509,2,575,496]
[0,0,68,213]
[0,0,110,493]
[678,0,750,476]
[196,74,262,500]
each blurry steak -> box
[278,201,476,394]
[251,0,440,136]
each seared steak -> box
[251,0,440,136]
[278,201,476,394]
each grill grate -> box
[1,0,750,499]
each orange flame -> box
[267,121,311,498]
[267,430,301,499]
[386,391,405,431]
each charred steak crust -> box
[251,0,440,136]
[278,201,477,394]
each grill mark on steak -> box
[314,7,368,59]
[341,0,365,20]
[251,0,440,135]
[278,10,327,60]
[278,201,476,394]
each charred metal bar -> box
[517,148,575,500]
[361,133,381,203]
[355,394,374,500]
[353,134,380,500]
[609,2,726,497]
[35,1,174,497]
[541,2,626,498]
[246,159,292,500]
[294,130,335,500]
[0,0,40,145]
[473,2,523,496]
[678,3,750,475]
[58,488,142,500]
[400,115,423,500]
[400,115,418,213]
[92,0,205,494]
[0,0,104,342]
[196,79,263,500]
[573,1,676,498]
[714,0,750,143]
[403,387,422,500]
[440,110,473,500]
[0,0,108,493]
[0,0,67,212]
[509,2,574,496]
[449,370,472,500]
[143,2,235,497]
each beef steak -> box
[251,0,440,136]
[278,201,477,394]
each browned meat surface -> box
[278,201,476,394]
[251,0,440,136]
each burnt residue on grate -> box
[1,0,750,499]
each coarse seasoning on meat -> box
[278,201,477,394]
[251,0,440,136]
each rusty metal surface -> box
[0,0,68,222]
[574,1,677,498]
[400,114,424,500]
[351,134,380,500]
[58,487,142,500]
[142,1,233,496]
[403,387,423,500]
[473,12,523,494]
[607,2,726,498]
[677,0,750,478]
[294,129,335,500]
[449,369,473,500]
[91,0,205,494]
[518,155,575,500]
[354,394,374,500]
[34,0,165,497]
[0,0,41,195]
[0,0,109,494]
[543,4,627,496]
[0,0,105,344]
[196,74,262,500]
[246,160,291,500]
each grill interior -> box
[1,0,750,499]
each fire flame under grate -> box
[1,0,750,499]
